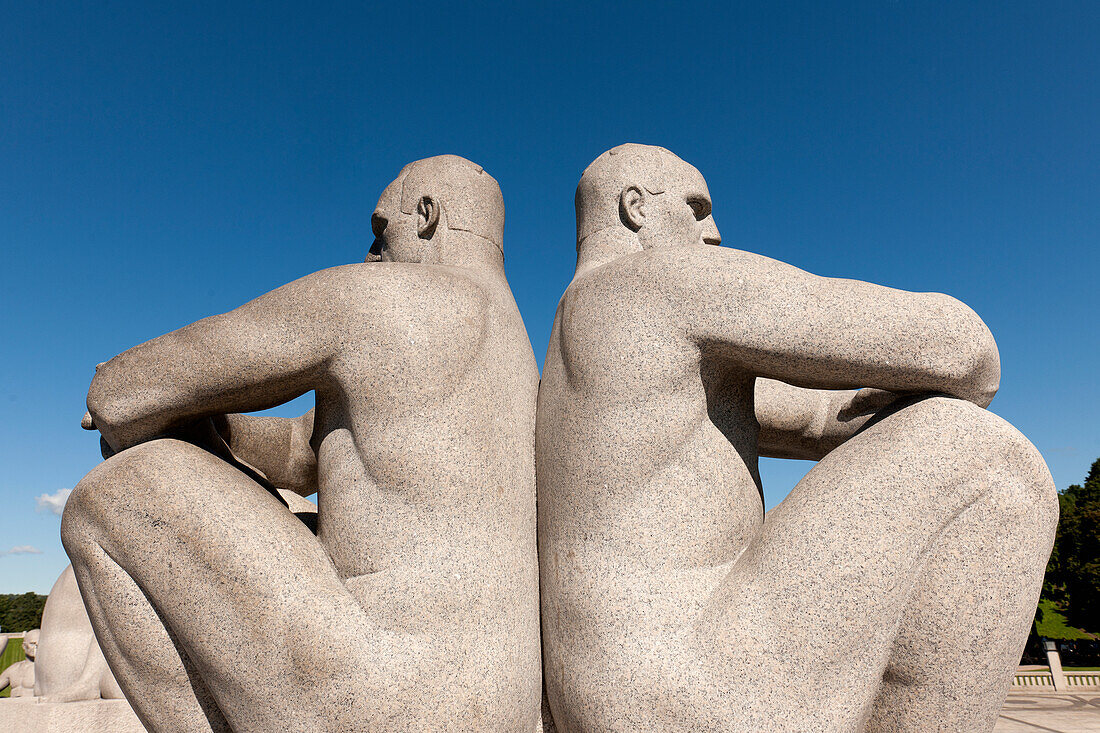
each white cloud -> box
[1,546,43,556]
[35,488,72,516]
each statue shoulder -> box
[324,263,494,373]
[331,262,491,304]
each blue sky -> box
[1,1,1097,593]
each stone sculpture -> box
[34,564,125,702]
[0,567,143,733]
[63,155,542,732]
[536,144,1058,731]
[0,630,39,697]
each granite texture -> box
[64,155,541,731]
[0,698,144,733]
[0,631,38,697]
[34,565,124,702]
[536,144,1058,732]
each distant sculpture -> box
[0,571,142,731]
[0,630,39,697]
[34,565,124,702]
[63,156,542,731]
[537,144,1058,732]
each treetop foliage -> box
[0,593,47,633]
[1042,457,1100,634]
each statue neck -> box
[574,228,642,277]
[429,230,506,277]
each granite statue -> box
[63,155,542,732]
[34,564,125,702]
[0,630,39,697]
[536,144,1058,732]
[0,568,142,732]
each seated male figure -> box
[63,155,542,732]
[0,630,39,698]
[537,144,1057,732]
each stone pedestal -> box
[0,698,143,732]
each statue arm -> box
[87,266,356,453]
[676,247,999,407]
[212,410,317,496]
[0,665,11,693]
[756,379,900,460]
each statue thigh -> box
[699,396,1056,730]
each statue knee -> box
[62,439,195,557]
[898,396,1057,534]
[983,423,1059,542]
[62,461,127,562]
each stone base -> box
[0,698,144,732]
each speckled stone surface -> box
[63,155,542,731]
[34,565,124,702]
[536,144,1059,732]
[0,698,144,733]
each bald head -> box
[576,144,707,243]
[370,155,506,266]
[574,145,720,268]
[398,155,505,251]
[23,629,39,660]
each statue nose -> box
[702,217,721,246]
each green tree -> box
[0,593,47,633]
[1043,457,1100,633]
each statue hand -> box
[82,412,117,460]
[840,388,900,420]
[82,411,230,461]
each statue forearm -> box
[757,381,905,461]
[86,334,204,450]
[684,247,1001,406]
[915,293,1000,408]
[85,316,273,450]
[85,269,345,452]
[213,411,317,495]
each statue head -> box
[367,155,505,266]
[22,629,39,661]
[575,144,721,262]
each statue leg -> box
[62,438,399,733]
[861,416,1056,731]
[702,396,1057,731]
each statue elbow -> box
[930,293,1000,407]
[85,361,143,449]
[955,306,1001,408]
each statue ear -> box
[417,196,440,240]
[619,185,646,231]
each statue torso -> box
[309,264,541,704]
[7,660,35,696]
[537,254,766,724]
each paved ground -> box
[996,691,1100,732]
